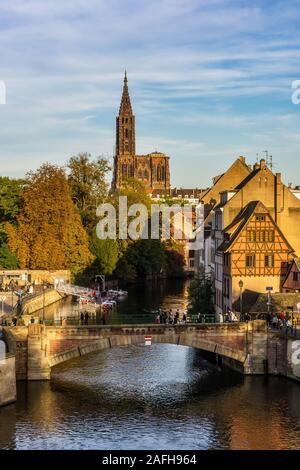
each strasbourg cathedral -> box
[112,72,171,195]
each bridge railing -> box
[55,282,96,298]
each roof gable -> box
[201,157,251,206]
[282,258,300,288]
[218,200,295,253]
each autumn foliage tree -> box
[67,152,111,230]
[6,164,93,275]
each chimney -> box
[239,156,246,164]
[253,163,260,170]
[260,158,267,169]
[275,173,282,223]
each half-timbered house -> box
[217,201,295,313]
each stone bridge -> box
[3,320,269,380]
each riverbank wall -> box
[21,289,67,316]
[0,331,17,407]
[267,333,300,381]
[0,354,17,407]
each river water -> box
[1,280,300,450]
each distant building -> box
[0,270,70,287]
[112,72,170,194]
[282,258,300,293]
[217,201,295,313]
[197,156,252,277]
[199,156,300,317]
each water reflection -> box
[37,279,190,325]
[1,344,300,450]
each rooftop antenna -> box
[268,154,273,171]
[263,150,274,171]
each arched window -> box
[138,169,142,179]
[161,165,165,181]
[122,164,127,176]
[125,128,129,138]
[144,169,149,180]
[157,165,162,181]
[153,165,157,180]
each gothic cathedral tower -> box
[112,72,171,194]
[112,71,135,190]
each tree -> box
[188,274,215,317]
[113,177,152,211]
[165,247,185,278]
[89,230,119,276]
[113,256,137,284]
[114,239,166,282]
[0,243,19,269]
[0,176,24,224]
[6,163,93,275]
[67,153,111,229]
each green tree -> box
[67,153,111,229]
[114,256,137,284]
[165,248,185,277]
[115,239,166,282]
[0,243,19,269]
[113,177,152,211]
[188,275,215,317]
[89,230,119,276]
[6,163,93,275]
[0,176,24,224]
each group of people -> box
[80,311,90,325]
[0,316,18,327]
[155,309,187,325]
[0,280,35,294]
[268,311,293,331]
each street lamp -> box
[42,282,47,324]
[239,280,244,321]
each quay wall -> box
[267,333,300,381]
[0,351,17,407]
[21,289,66,315]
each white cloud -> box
[0,0,300,185]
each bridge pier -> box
[243,320,268,375]
[27,324,51,380]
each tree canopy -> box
[89,230,119,276]
[67,152,111,230]
[188,274,215,317]
[6,163,93,274]
[0,176,24,224]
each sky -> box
[0,0,300,188]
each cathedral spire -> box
[119,70,133,115]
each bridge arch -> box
[6,321,268,380]
[48,334,247,377]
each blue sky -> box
[0,0,300,187]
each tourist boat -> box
[107,289,128,299]
[101,299,117,309]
